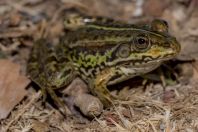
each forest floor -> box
[0,0,198,131]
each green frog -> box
[27,15,181,109]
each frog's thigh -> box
[40,86,47,101]
[90,68,117,107]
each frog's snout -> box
[169,37,181,55]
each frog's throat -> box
[107,63,161,85]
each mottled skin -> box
[27,16,180,108]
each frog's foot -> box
[96,91,119,108]
[46,87,71,115]
[40,87,47,102]
[90,83,119,107]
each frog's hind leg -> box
[46,86,71,115]
[39,86,47,102]
[32,77,70,115]
[31,76,48,103]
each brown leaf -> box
[143,0,170,17]
[163,90,176,103]
[0,27,36,38]
[103,112,120,126]
[32,120,50,132]
[63,0,136,20]
[0,59,30,119]
[176,11,198,61]
[192,61,198,80]
[175,63,193,84]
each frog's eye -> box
[118,44,130,58]
[134,36,150,51]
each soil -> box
[0,0,198,131]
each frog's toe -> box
[46,87,71,115]
[40,88,47,102]
[100,94,119,107]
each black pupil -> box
[138,38,145,44]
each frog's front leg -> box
[89,67,118,107]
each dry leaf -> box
[192,61,198,80]
[163,90,175,103]
[103,111,120,126]
[32,120,50,132]
[175,63,193,84]
[143,0,169,17]
[62,0,136,20]
[0,59,30,119]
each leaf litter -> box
[0,59,30,120]
[0,0,198,131]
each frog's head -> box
[107,19,180,83]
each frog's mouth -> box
[118,56,173,75]
[108,54,176,85]
[120,62,161,75]
[120,53,176,68]
[108,62,161,85]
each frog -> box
[27,15,181,110]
